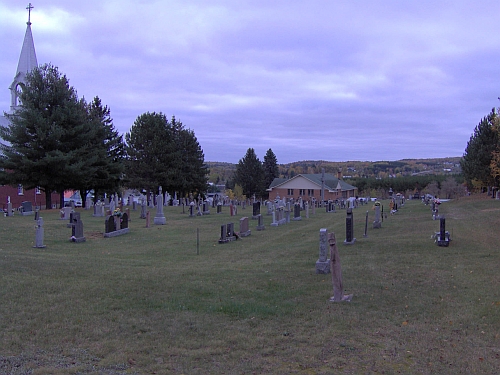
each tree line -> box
[0,64,207,209]
[225,148,279,199]
[460,107,500,191]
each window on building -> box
[308,189,314,196]
[299,189,306,195]
[18,184,23,195]
[287,189,294,195]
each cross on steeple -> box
[26,3,34,25]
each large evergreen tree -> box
[0,64,90,209]
[125,113,207,198]
[234,148,264,197]
[460,108,498,189]
[262,148,279,194]
[75,96,125,206]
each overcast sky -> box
[1,1,499,164]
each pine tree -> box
[460,108,498,189]
[234,148,264,197]
[0,64,89,209]
[125,113,207,198]
[263,148,279,196]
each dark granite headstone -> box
[121,212,129,229]
[344,208,356,245]
[105,215,115,233]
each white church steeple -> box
[9,3,38,112]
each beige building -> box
[267,173,358,202]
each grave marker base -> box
[329,294,353,302]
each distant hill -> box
[206,157,461,184]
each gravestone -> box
[140,200,147,219]
[146,211,150,228]
[61,206,72,220]
[252,202,261,219]
[239,217,251,237]
[68,211,81,228]
[305,202,309,218]
[6,202,13,217]
[203,201,210,215]
[373,203,382,229]
[21,201,34,216]
[71,213,86,243]
[256,213,265,231]
[271,209,278,227]
[227,223,235,239]
[93,202,105,217]
[105,215,115,233]
[217,204,222,214]
[315,228,330,274]
[189,203,195,217]
[328,232,353,302]
[121,212,129,229]
[154,187,167,225]
[364,211,368,238]
[434,216,451,247]
[344,208,356,245]
[292,204,302,221]
[219,224,227,243]
[33,217,46,248]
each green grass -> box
[0,197,499,374]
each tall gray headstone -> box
[315,228,330,274]
[33,217,46,248]
[154,186,167,225]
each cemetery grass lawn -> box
[0,197,499,374]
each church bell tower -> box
[8,3,38,112]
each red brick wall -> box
[0,185,60,210]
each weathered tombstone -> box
[344,208,356,245]
[61,206,72,220]
[133,201,137,211]
[21,201,34,216]
[227,222,235,239]
[328,232,353,302]
[121,212,129,229]
[33,217,46,248]
[364,211,368,238]
[219,224,227,243]
[203,201,210,215]
[285,209,290,224]
[271,210,278,227]
[239,217,251,237]
[256,213,265,231]
[146,211,150,228]
[68,211,81,228]
[105,215,115,233]
[71,213,86,243]
[373,203,382,229]
[154,187,167,225]
[140,199,147,219]
[6,201,13,217]
[292,204,302,221]
[252,202,261,219]
[315,228,330,274]
[305,202,309,218]
[189,203,195,217]
[109,199,116,214]
[434,216,451,247]
[217,204,222,214]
